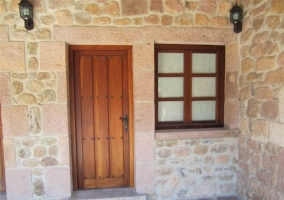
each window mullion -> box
[184,50,192,123]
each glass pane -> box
[158,101,183,122]
[192,101,216,121]
[192,77,216,97]
[192,53,216,73]
[158,77,184,97]
[158,53,184,73]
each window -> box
[155,44,225,129]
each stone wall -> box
[0,0,242,199]
[238,0,284,199]
[156,136,238,199]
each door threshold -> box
[62,188,146,200]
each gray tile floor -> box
[62,188,146,200]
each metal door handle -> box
[119,114,128,133]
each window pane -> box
[158,77,184,97]
[192,53,216,73]
[192,77,216,97]
[192,101,216,121]
[158,53,184,73]
[158,101,183,122]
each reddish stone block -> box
[226,42,240,71]
[0,42,25,72]
[42,104,68,135]
[3,138,16,169]
[2,106,29,137]
[246,139,261,151]
[121,0,148,15]
[0,73,10,105]
[224,100,238,129]
[58,135,70,166]
[135,162,155,193]
[135,132,155,162]
[133,70,154,101]
[225,71,239,99]
[6,169,32,200]
[134,102,155,132]
[133,42,154,70]
[0,26,9,42]
[57,71,67,103]
[45,167,71,198]
[260,101,278,120]
[40,42,66,70]
[263,154,278,173]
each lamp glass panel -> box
[158,101,184,122]
[158,53,184,73]
[192,53,216,73]
[192,101,216,121]
[20,7,30,19]
[192,77,216,97]
[158,77,184,98]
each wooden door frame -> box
[68,45,134,190]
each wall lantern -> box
[230,2,243,33]
[19,0,34,31]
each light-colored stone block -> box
[45,167,71,198]
[57,71,68,103]
[0,26,9,42]
[134,102,155,132]
[224,100,239,129]
[40,42,66,70]
[135,132,155,162]
[133,70,154,102]
[42,104,68,135]
[0,72,10,105]
[3,138,16,169]
[269,122,284,147]
[135,162,155,193]
[6,169,32,200]
[0,42,25,72]
[58,135,70,166]
[1,105,29,137]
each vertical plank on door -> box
[94,55,110,179]
[108,56,124,179]
[80,56,96,179]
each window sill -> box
[155,127,239,140]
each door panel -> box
[80,56,96,179]
[72,48,131,189]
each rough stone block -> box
[0,42,25,72]
[135,132,155,162]
[2,106,29,137]
[269,122,284,147]
[225,71,238,99]
[121,0,148,15]
[58,135,70,166]
[0,73,10,105]
[133,70,154,101]
[135,162,155,193]
[45,167,71,198]
[134,102,155,132]
[0,26,9,42]
[224,100,239,129]
[252,120,268,143]
[57,71,67,103]
[6,169,32,200]
[40,42,66,70]
[133,42,154,70]
[42,104,68,135]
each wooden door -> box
[69,46,133,190]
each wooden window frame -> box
[155,44,225,130]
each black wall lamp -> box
[19,0,34,30]
[230,2,243,33]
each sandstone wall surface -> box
[237,0,284,200]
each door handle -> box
[119,114,128,133]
